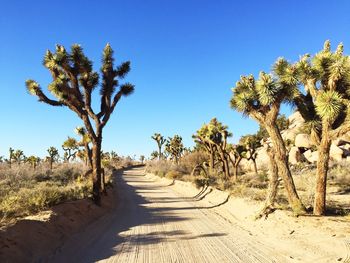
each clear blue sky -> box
[1,0,350,159]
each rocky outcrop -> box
[295,134,313,148]
[245,111,350,169]
[289,147,302,164]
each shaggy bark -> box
[256,147,279,219]
[266,123,306,215]
[314,125,331,215]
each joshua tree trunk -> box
[233,164,239,181]
[314,126,331,215]
[256,148,279,218]
[265,123,306,215]
[50,158,53,170]
[92,137,102,205]
[158,145,162,160]
[252,158,258,175]
[209,145,215,174]
[84,143,93,169]
[218,150,230,178]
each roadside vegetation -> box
[147,40,350,218]
[0,145,137,226]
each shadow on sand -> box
[54,169,226,262]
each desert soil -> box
[50,167,350,262]
[1,167,349,262]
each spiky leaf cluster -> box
[295,41,350,139]
[26,44,135,142]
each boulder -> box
[281,129,298,142]
[255,147,270,170]
[289,146,302,164]
[288,111,305,129]
[295,134,312,148]
[309,151,318,163]
[330,144,344,162]
[341,143,350,151]
[303,149,318,163]
[333,138,350,146]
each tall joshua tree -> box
[239,134,260,175]
[293,41,350,215]
[194,118,232,178]
[47,146,59,170]
[228,144,245,181]
[230,64,306,215]
[26,44,134,204]
[62,136,79,162]
[151,133,166,160]
[8,147,14,168]
[165,135,184,164]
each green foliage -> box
[0,164,91,222]
[47,147,59,161]
[165,135,184,163]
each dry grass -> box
[146,156,350,215]
[0,163,94,225]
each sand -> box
[1,167,349,262]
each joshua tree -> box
[230,63,306,215]
[62,136,79,162]
[8,147,14,168]
[228,144,245,181]
[140,155,145,164]
[239,134,261,175]
[193,125,217,173]
[293,41,350,215]
[151,133,166,160]
[26,44,134,204]
[75,126,92,168]
[193,119,232,178]
[47,146,59,170]
[165,135,184,164]
[150,151,159,160]
[12,150,25,166]
[27,155,40,170]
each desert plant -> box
[75,126,92,168]
[140,155,145,164]
[151,133,166,160]
[150,151,159,160]
[12,150,25,166]
[8,148,14,168]
[193,118,232,179]
[47,146,59,170]
[165,135,184,164]
[26,44,134,204]
[26,155,40,170]
[230,62,306,214]
[293,41,350,215]
[228,144,245,181]
[62,136,79,162]
[239,134,261,175]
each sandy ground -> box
[1,167,349,262]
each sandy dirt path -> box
[50,167,288,263]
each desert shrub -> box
[166,170,183,180]
[146,160,172,176]
[177,151,208,174]
[0,163,91,224]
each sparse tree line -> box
[150,133,185,164]
[150,41,350,217]
[1,142,124,172]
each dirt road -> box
[50,167,287,262]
